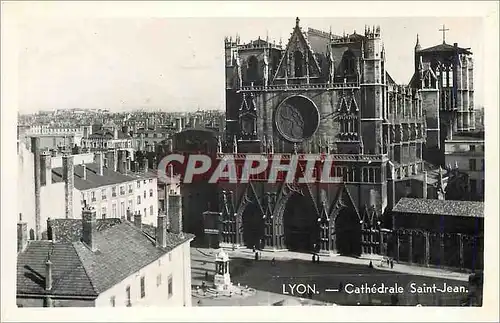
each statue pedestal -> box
[214,273,232,291]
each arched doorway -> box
[335,207,362,256]
[283,193,319,252]
[242,202,263,249]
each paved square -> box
[191,248,474,306]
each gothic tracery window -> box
[294,51,304,77]
[341,50,356,76]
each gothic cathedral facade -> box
[208,18,426,256]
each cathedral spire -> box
[296,17,300,28]
[415,34,421,51]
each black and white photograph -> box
[1,1,498,322]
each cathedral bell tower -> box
[360,25,384,155]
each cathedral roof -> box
[393,198,483,218]
[418,42,472,55]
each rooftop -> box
[51,163,156,190]
[17,221,194,297]
[418,42,472,55]
[392,198,484,218]
[447,131,485,142]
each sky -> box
[17,16,484,113]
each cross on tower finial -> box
[439,24,449,44]
[296,17,300,27]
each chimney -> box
[143,157,149,173]
[156,214,168,248]
[82,161,87,180]
[167,194,183,234]
[118,150,127,174]
[105,150,117,172]
[45,257,53,291]
[31,137,42,240]
[40,151,52,187]
[134,211,142,229]
[17,213,28,253]
[423,171,428,199]
[94,152,103,176]
[62,154,74,219]
[81,204,97,251]
[126,156,131,173]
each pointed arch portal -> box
[283,192,319,252]
[335,206,362,256]
[242,202,263,248]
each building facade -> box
[390,198,484,271]
[178,18,428,255]
[17,207,194,307]
[444,131,485,200]
[19,137,159,241]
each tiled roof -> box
[17,241,97,297]
[419,43,472,54]
[392,198,484,218]
[48,218,122,243]
[51,163,155,190]
[17,222,194,297]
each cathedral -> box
[176,18,475,257]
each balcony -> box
[238,81,360,92]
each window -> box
[469,159,476,171]
[481,159,485,171]
[144,208,147,217]
[149,189,153,197]
[140,276,146,298]
[101,189,107,200]
[91,191,96,202]
[144,190,146,199]
[101,207,107,219]
[149,179,153,184]
[470,145,476,152]
[156,273,162,287]
[144,180,147,184]
[128,199,133,209]
[137,195,141,205]
[128,184,133,193]
[120,202,125,218]
[125,286,131,307]
[110,296,115,307]
[150,206,154,216]
[168,275,173,298]
[120,186,125,195]
[294,51,304,77]
[112,186,117,197]
[112,204,117,218]
[137,180,141,189]
[247,55,259,82]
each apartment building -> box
[444,131,485,200]
[20,137,159,241]
[16,206,194,307]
